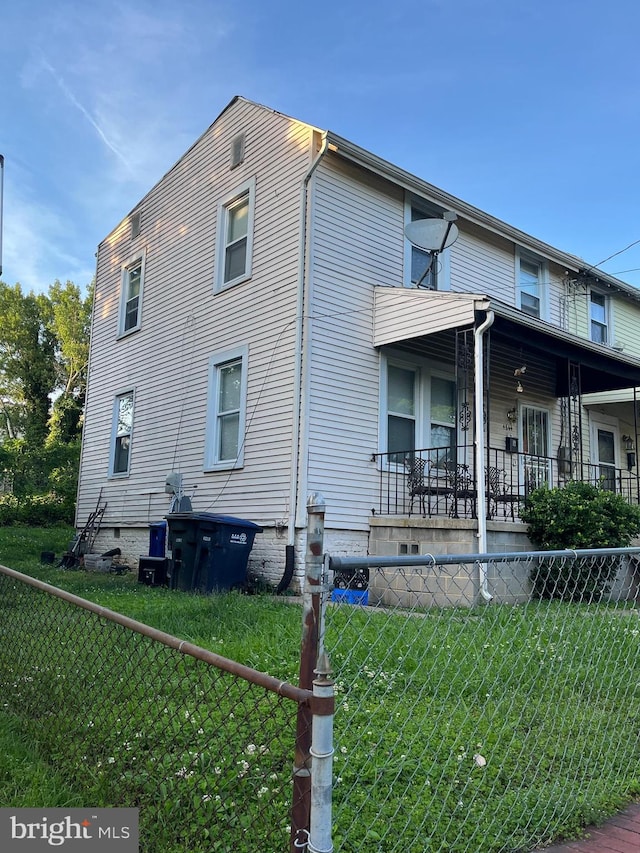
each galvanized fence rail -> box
[0,564,318,853]
[323,547,640,853]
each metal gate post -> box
[291,493,326,852]
[308,652,335,853]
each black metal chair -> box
[406,458,453,516]
[449,464,477,518]
[487,466,519,519]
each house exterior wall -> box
[78,99,317,561]
[78,98,640,590]
[304,158,402,532]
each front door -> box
[520,405,551,491]
[590,418,619,491]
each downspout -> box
[288,133,330,550]
[474,308,494,602]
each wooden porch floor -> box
[533,803,640,852]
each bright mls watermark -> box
[0,809,138,851]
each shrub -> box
[0,493,75,527]
[521,481,640,601]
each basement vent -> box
[130,211,141,239]
[230,133,245,169]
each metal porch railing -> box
[374,445,640,519]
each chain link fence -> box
[323,548,640,852]
[0,566,312,853]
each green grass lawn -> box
[1,527,639,852]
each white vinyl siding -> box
[214,178,256,291]
[204,347,248,470]
[78,99,312,527]
[306,158,402,528]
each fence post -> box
[309,652,335,853]
[291,493,326,852]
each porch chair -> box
[406,458,453,517]
[487,466,519,519]
[449,463,477,519]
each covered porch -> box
[373,288,640,521]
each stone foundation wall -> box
[368,517,533,607]
[91,523,369,595]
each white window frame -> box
[589,289,610,344]
[109,390,134,477]
[118,251,146,337]
[516,249,548,320]
[214,178,256,292]
[204,345,248,471]
[380,352,457,463]
[403,198,451,291]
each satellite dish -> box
[404,216,459,252]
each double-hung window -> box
[383,356,457,464]
[430,376,456,465]
[205,346,248,470]
[215,178,256,291]
[110,392,134,476]
[387,364,417,461]
[517,251,546,319]
[119,253,145,336]
[404,200,451,291]
[590,291,609,344]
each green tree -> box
[0,283,57,446]
[0,279,93,525]
[47,280,93,443]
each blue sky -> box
[2,0,640,294]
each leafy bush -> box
[0,493,75,527]
[521,481,640,601]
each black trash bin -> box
[192,513,262,593]
[166,513,201,591]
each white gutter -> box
[474,309,494,602]
[288,134,329,546]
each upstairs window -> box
[517,252,546,319]
[590,291,608,344]
[215,178,256,291]
[119,253,145,336]
[110,392,134,476]
[204,346,248,470]
[404,200,451,291]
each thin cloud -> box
[40,57,133,173]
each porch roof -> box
[373,288,640,395]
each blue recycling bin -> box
[193,514,262,593]
[149,521,167,557]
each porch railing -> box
[374,445,640,519]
